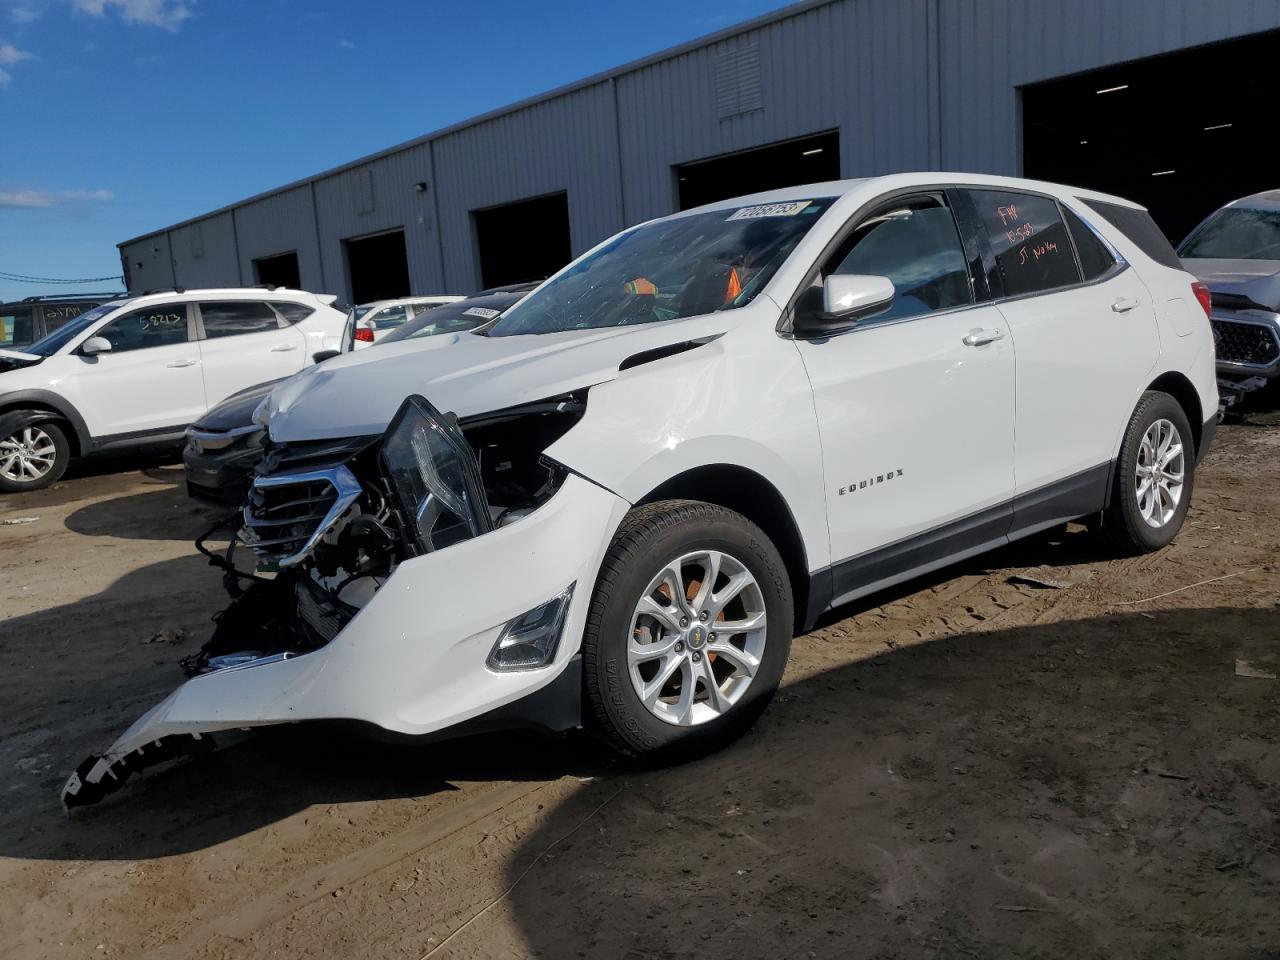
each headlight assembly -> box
[380,394,493,555]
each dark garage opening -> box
[252,251,301,289]
[1023,30,1280,245]
[473,192,571,290]
[676,130,841,210]
[344,229,411,304]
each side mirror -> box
[793,274,895,338]
[80,336,113,356]
[312,349,340,363]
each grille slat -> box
[240,466,363,568]
[1212,318,1280,368]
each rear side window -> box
[1081,198,1182,270]
[1061,206,1119,282]
[271,301,315,325]
[1,306,35,347]
[372,305,408,330]
[967,189,1081,297]
[42,302,98,334]
[200,301,282,339]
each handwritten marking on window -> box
[1005,222,1034,244]
[996,205,1019,226]
[1017,241,1060,266]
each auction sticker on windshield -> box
[727,201,813,221]
[462,307,501,320]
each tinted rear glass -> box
[1,306,35,347]
[1082,198,1182,270]
[967,189,1081,297]
[1062,206,1119,281]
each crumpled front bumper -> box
[63,473,630,807]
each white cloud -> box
[337,37,354,49]
[10,6,40,23]
[0,41,32,64]
[0,188,114,208]
[0,66,9,86]
[73,0,192,30]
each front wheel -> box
[582,500,793,761]
[1097,391,1195,554]
[0,420,70,493]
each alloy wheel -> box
[0,426,57,484]
[627,549,768,727]
[1135,418,1184,528]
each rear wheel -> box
[0,421,70,493]
[1096,391,1194,554]
[582,500,793,761]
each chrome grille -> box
[1212,318,1280,368]
[240,466,362,567]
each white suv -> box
[0,287,346,492]
[65,174,1218,806]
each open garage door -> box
[344,229,411,304]
[1023,30,1280,244]
[253,251,301,290]
[473,192,571,290]
[676,130,840,211]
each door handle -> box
[962,327,1005,347]
[1111,296,1141,313]
[166,359,197,368]
[270,344,298,352]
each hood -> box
[194,378,285,432]
[264,314,734,442]
[0,348,43,375]
[1182,258,1280,311]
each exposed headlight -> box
[380,394,492,555]
[487,584,575,671]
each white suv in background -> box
[0,287,346,492]
[65,173,1219,807]
[350,295,464,347]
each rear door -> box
[70,302,205,437]
[961,188,1159,528]
[195,300,307,409]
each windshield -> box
[26,301,127,356]
[486,198,835,336]
[1180,206,1280,260]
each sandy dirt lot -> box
[1,411,1277,960]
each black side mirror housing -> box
[313,350,341,364]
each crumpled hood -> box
[1183,258,1280,311]
[264,314,732,442]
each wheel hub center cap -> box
[686,626,707,649]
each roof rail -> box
[17,291,127,303]
[127,286,187,297]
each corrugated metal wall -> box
[117,0,1280,300]
[937,0,1280,173]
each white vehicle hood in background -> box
[264,315,730,442]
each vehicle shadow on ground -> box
[501,607,1280,960]
[62,467,221,541]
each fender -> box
[0,389,91,454]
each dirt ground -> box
[1,409,1277,960]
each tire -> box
[1096,391,1194,554]
[0,419,70,493]
[582,499,793,762]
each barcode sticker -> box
[726,201,812,221]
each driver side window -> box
[95,306,190,353]
[823,196,972,324]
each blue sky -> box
[0,0,795,302]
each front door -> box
[792,192,1016,604]
[73,303,206,438]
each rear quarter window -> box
[1061,206,1119,282]
[271,302,315,324]
[1081,198,1183,270]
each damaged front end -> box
[64,391,622,809]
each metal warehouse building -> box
[119,0,1280,304]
